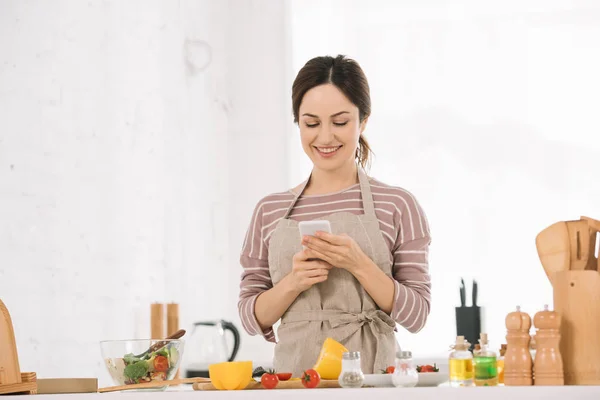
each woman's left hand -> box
[301,231,370,274]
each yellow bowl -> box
[313,337,348,380]
[208,361,253,390]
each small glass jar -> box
[392,350,418,388]
[338,351,365,388]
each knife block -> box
[553,270,600,385]
[0,299,37,395]
[455,306,482,352]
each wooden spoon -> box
[566,220,591,270]
[536,221,571,284]
[581,216,600,271]
[99,377,210,393]
[134,329,186,359]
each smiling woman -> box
[238,55,432,378]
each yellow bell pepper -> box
[313,337,348,380]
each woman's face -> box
[298,83,367,172]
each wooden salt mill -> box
[504,306,533,386]
[533,304,563,385]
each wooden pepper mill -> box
[504,306,533,386]
[533,304,564,385]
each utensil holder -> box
[455,306,481,351]
[553,270,600,385]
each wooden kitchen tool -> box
[536,218,597,283]
[193,379,342,391]
[580,216,600,271]
[553,270,600,385]
[532,305,563,386]
[536,221,572,282]
[133,328,185,359]
[99,377,210,393]
[504,306,533,386]
[0,299,37,395]
[536,216,600,385]
[151,303,165,339]
[36,378,98,394]
[566,220,592,270]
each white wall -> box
[0,0,289,384]
[290,0,600,356]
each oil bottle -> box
[449,335,474,387]
[474,333,498,386]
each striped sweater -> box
[238,177,432,343]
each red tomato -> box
[261,373,279,389]
[153,355,169,372]
[385,366,395,374]
[301,369,321,388]
[276,372,292,381]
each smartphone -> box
[298,220,332,250]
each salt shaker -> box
[338,352,365,388]
[392,351,419,388]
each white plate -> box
[362,372,447,388]
[416,372,448,387]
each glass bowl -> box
[100,339,184,391]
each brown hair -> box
[291,55,374,170]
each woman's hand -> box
[285,248,334,294]
[301,231,370,274]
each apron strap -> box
[283,166,376,219]
[357,168,376,218]
[282,175,310,219]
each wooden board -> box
[37,378,98,394]
[0,373,37,395]
[193,379,341,391]
[0,299,37,395]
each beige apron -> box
[268,168,398,377]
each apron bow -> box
[329,309,396,336]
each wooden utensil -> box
[99,377,210,393]
[133,328,186,359]
[536,221,571,283]
[566,220,591,270]
[581,216,600,271]
[193,379,342,391]
[0,299,37,395]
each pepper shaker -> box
[338,352,365,388]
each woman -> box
[238,55,431,376]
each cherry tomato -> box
[301,369,321,388]
[385,366,395,374]
[261,372,279,389]
[153,355,169,372]
[276,372,292,381]
[417,364,438,373]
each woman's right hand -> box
[286,249,333,294]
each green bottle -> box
[474,333,498,386]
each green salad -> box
[120,343,180,384]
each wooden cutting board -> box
[37,378,98,394]
[193,379,341,390]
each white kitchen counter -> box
[3,385,600,399]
